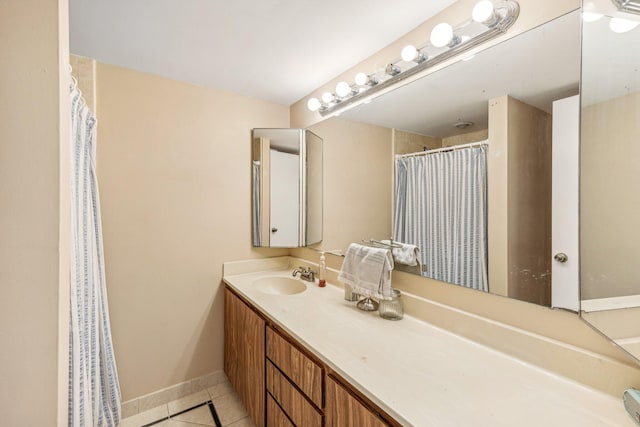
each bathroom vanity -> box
[224,280,395,426]
[223,256,632,426]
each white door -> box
[551,95,580,311]
[270,149,300,247]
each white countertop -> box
[223,258,633,427]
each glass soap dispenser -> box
[318,252,326,287]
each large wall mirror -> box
[308,10,581,307]
[252,128,323,248]
[580,1,640,361]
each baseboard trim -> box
[121,370,227,419]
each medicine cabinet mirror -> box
[252,128,322,248]
[579,1,640,361]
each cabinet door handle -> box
[271,227,278,233]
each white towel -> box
[338,243,394,299]
[381,240,420,267]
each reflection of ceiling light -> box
[609,17,640,33]
[462,54,476,61]
[454,121,474,129]
[582,12,603,22]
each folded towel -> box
[379,240,420,267]
[338,243,394,299]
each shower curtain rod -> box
[396,140,488,158]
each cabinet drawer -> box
[267,394,295,427]
[266,326,323,408]
[267,361,322,427]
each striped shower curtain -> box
[69,78,122,426]
[394,145,488,292]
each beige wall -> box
[393,129,441,155]
[307,117,393,254]
[0,0,70,425]
[581,91,640,299]
[488,96,552,305]
[442,129,489,147]
[95,63,290,400]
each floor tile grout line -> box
[208,401,223,427]
[139,399,214,427]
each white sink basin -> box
[253,276,307,295]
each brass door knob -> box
[554,252,568,263]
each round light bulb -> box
[430,23,454,48]
[355,72,368,86]
[307,97,321,112]
[321,92,334,104]
[609,17,639,33]
[472,0,495,23]
[401,45,418,62]
[335,81,351,97]
[582,12,603,23]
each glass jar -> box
[344,283,360,301]
[378,289,403,320]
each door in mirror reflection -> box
[252,128,323,248]
[269,149,299,247]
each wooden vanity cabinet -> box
[325,376,390,427]
[224,285,398,427]
[224,288,265,427]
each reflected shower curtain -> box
[69,78,122,426]
[394,145,488,291]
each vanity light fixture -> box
[354,72,378,87]
[385,63,401,76]
[430,23,459,48]
[335,81,355,97]
[472,0,500,26]
[307,97,321,112]
[321,91,334,104]
[611,0,640,15]
[401,45,428,63]
[307,0,520,116]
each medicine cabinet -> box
[252,128,322,248]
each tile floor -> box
[119,379,255,427]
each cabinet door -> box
[325,376,389,427]
[224,287,265,427]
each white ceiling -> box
[69,0,455,106]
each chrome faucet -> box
[292,266,316,282]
